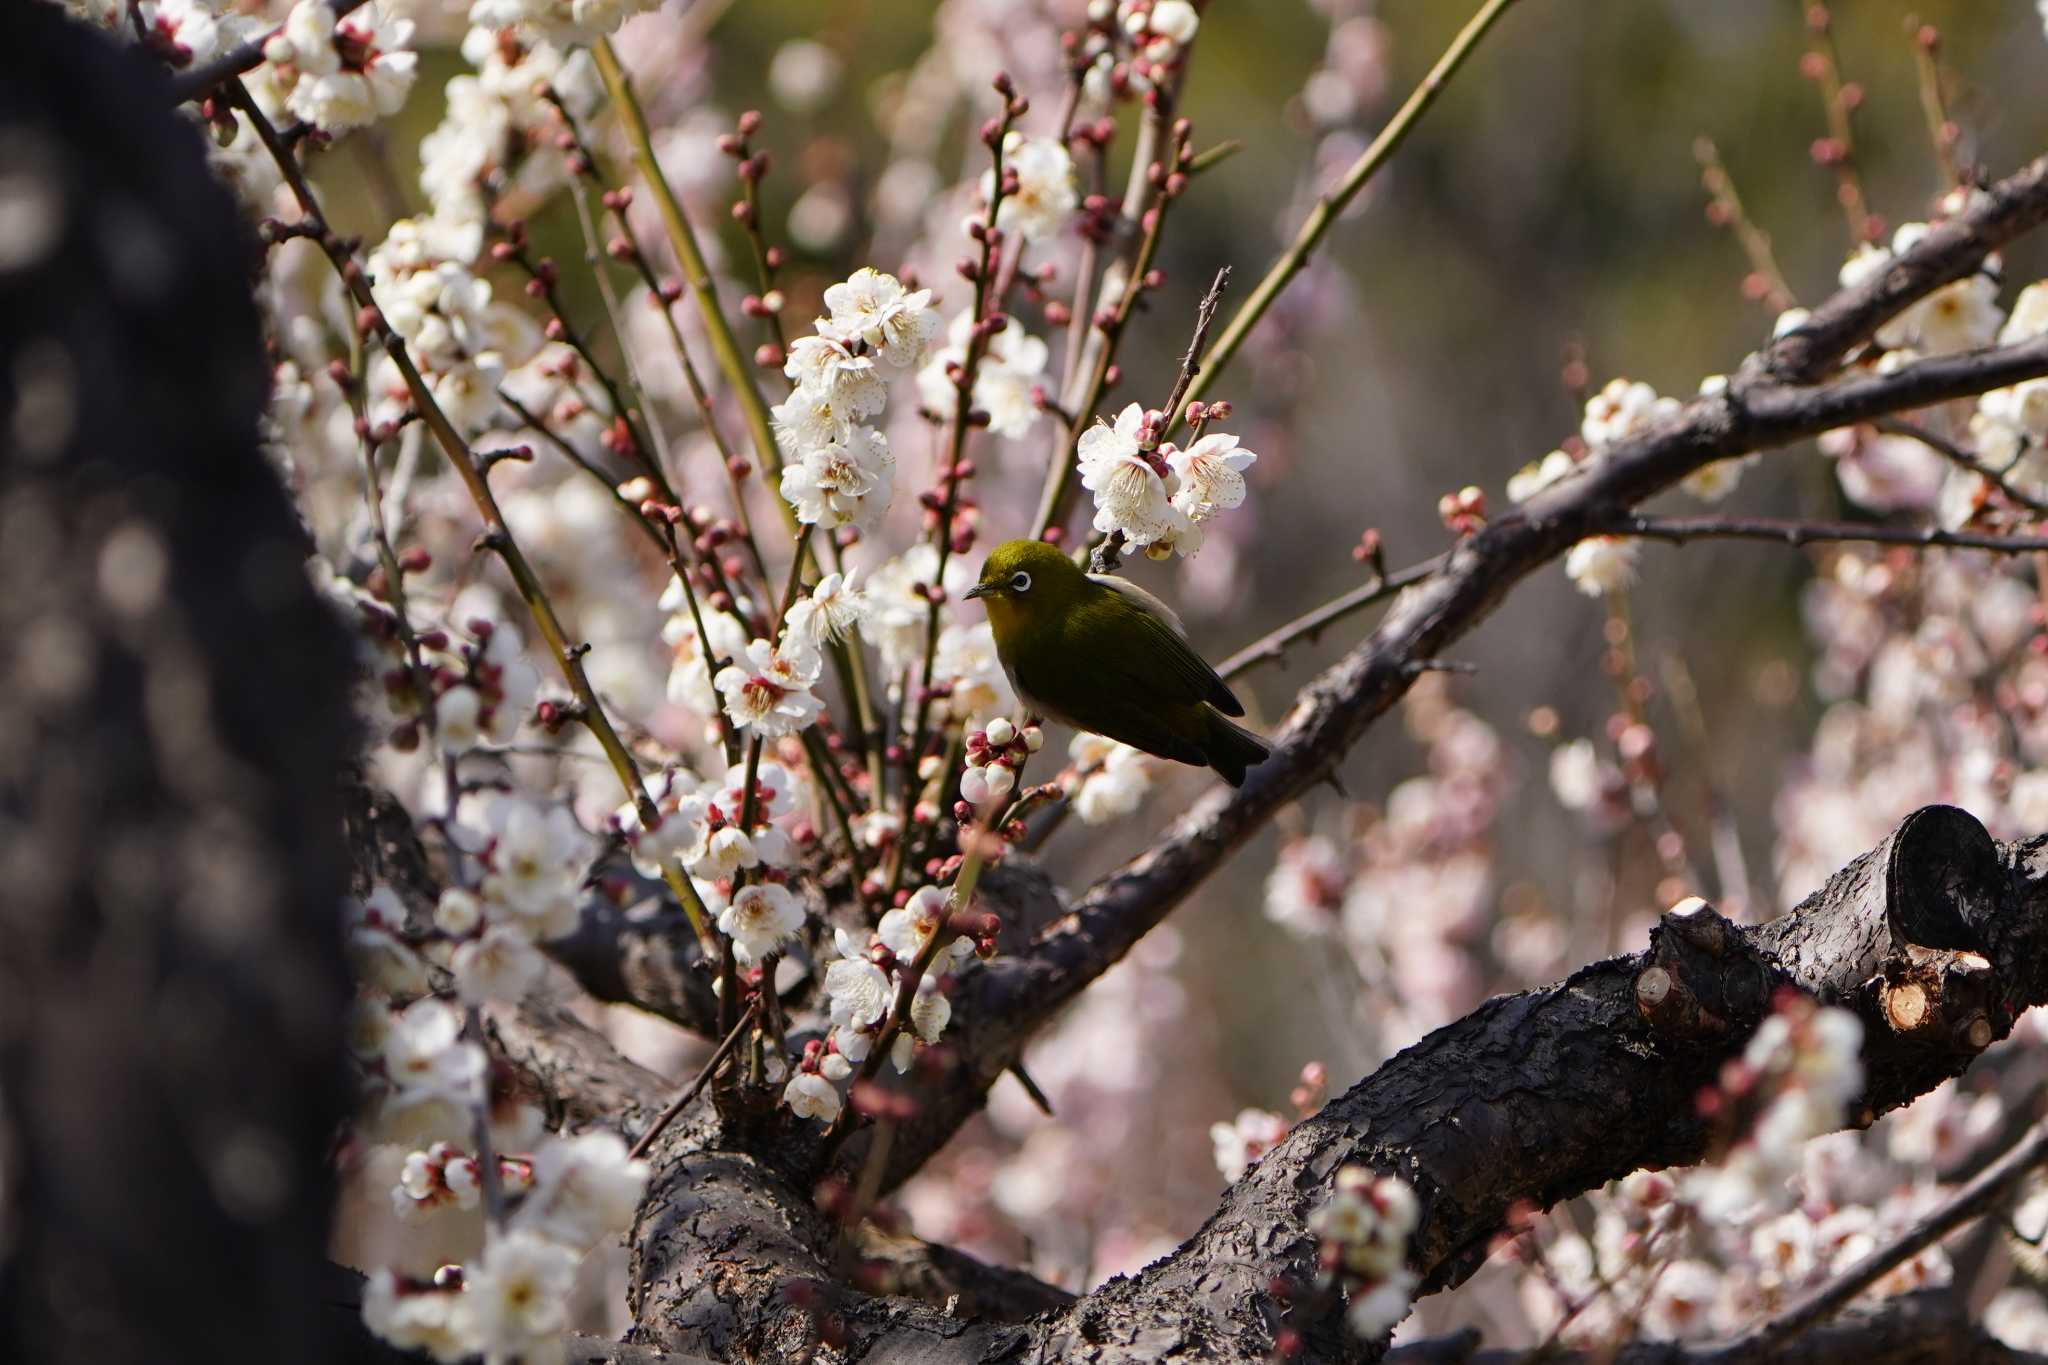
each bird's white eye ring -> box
[1010,571,1032,593]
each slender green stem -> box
[592,39,789,510]
[228,78,720,956]
[1165,0,1523,440]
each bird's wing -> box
[1088,574,1187,635]
[1072,578,1246,718]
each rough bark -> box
[0,6,358,1361]
[488,998,672,1143]
[623,806,2048,1362]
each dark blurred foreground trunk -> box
[0,5,357,1361]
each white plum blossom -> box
[933,622,1018,722]
[1311,1167,1421,1340]
[879,886,974,967]
[984,133,1077,242]
[1070,733,1154,824]
[915,311,1051,439]
[819,268,941,371]
[785,570,870,650]
[450,1229,577,1362]
[1581,378,1681,450]
[1210,1107,1290,1182]
[778,424,896,533]
[783,334,887,419]
[383,998,486,1110]
[1564,536,1638,597]
[275,3,419,136]
[1168,431,1258,520]
[150,0,261,68]
[1843,224,2007,355]
[1263,836,1346,937]
[825,950,893,1048]
[348,888,431,995]
[1681,455,1755,502]
[714,638,825,737]
[473,796,588,940]
[661,593,750,716]
[435,887,484,938]
[365,225,542,434]
[959,759,1016,807]
[717,882,806,965]
[362,1271,465,1361]
[772,384,852,460]
[784,1058,851,1123]
[885,977,953,1072]
[1131,0,1200,51]
[516,1131,650,1246]
[393,1142,483,1220]
[1078,403,1190,551]
[450,924,547,1004]
[466,0,661,46]
[1507,449,1576,503]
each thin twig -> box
[1165,0,1523,440]
[1088,265,1232,575]
[590,39,789,520]
[1594,513,2048,556]
[627,1001,761,1162]
[1708,1117,2048,1360]
[1216,556,1444,680]
[1873,417,2048,514]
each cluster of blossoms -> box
[1517,374,1755,598]
[348,796,587,1018]
[416,25,605,258]
[1068,1,1202,107]
[1263,680,1515,1050]
[365,1130,650,1362]
[1769,269,2048,902]
[261,1,419,135]
[916,305,1053,441]
[617,759,809,887]
[1684,993,1867,1219]
[1516,1004,2013,1347]
[347,795,645,1362]
[960,716,1043,808]
[314,564,544,760]
[1065,732,1156,823]
[896,929,1202,1289]
[775,268,938,534]
[790,889,999,1125]
[364,220,546,434]
[1310,1168,1422,1340]
[1209,1065,1323,1184]
[1078,402,1259,558]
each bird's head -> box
[965,539,1087,636]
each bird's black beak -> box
[964,582,995,600]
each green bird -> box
[965,540,1272,787]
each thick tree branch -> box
[486,998,670,1144]
[1766,155,2048,383]
[627,807,2048,1362]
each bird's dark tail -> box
[1204,711,1272,787]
